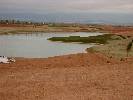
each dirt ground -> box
[0,53,133,100]
[0,24,133,35]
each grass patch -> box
[117,35,126,39]
[48,34,115,44]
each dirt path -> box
[0,53,133,100]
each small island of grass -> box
[48,34,122,44]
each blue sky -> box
[0,0,133,13]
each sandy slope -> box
[0,53,132,100]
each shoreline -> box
[0,24,133,59]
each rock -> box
[0,56,15,63]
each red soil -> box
[0,53,132,100]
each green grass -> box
[48,34,115,44]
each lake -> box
[0,32,103,58]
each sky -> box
[0,0,133,13]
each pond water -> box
[0,32,103,58]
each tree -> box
[5,20,9,24]
[16,20,20,24]
[11,19,15,24]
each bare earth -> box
[0,53,133,100]
[0,24,133,35]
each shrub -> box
[126,40,133,57]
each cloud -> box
[0,0,133,13]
